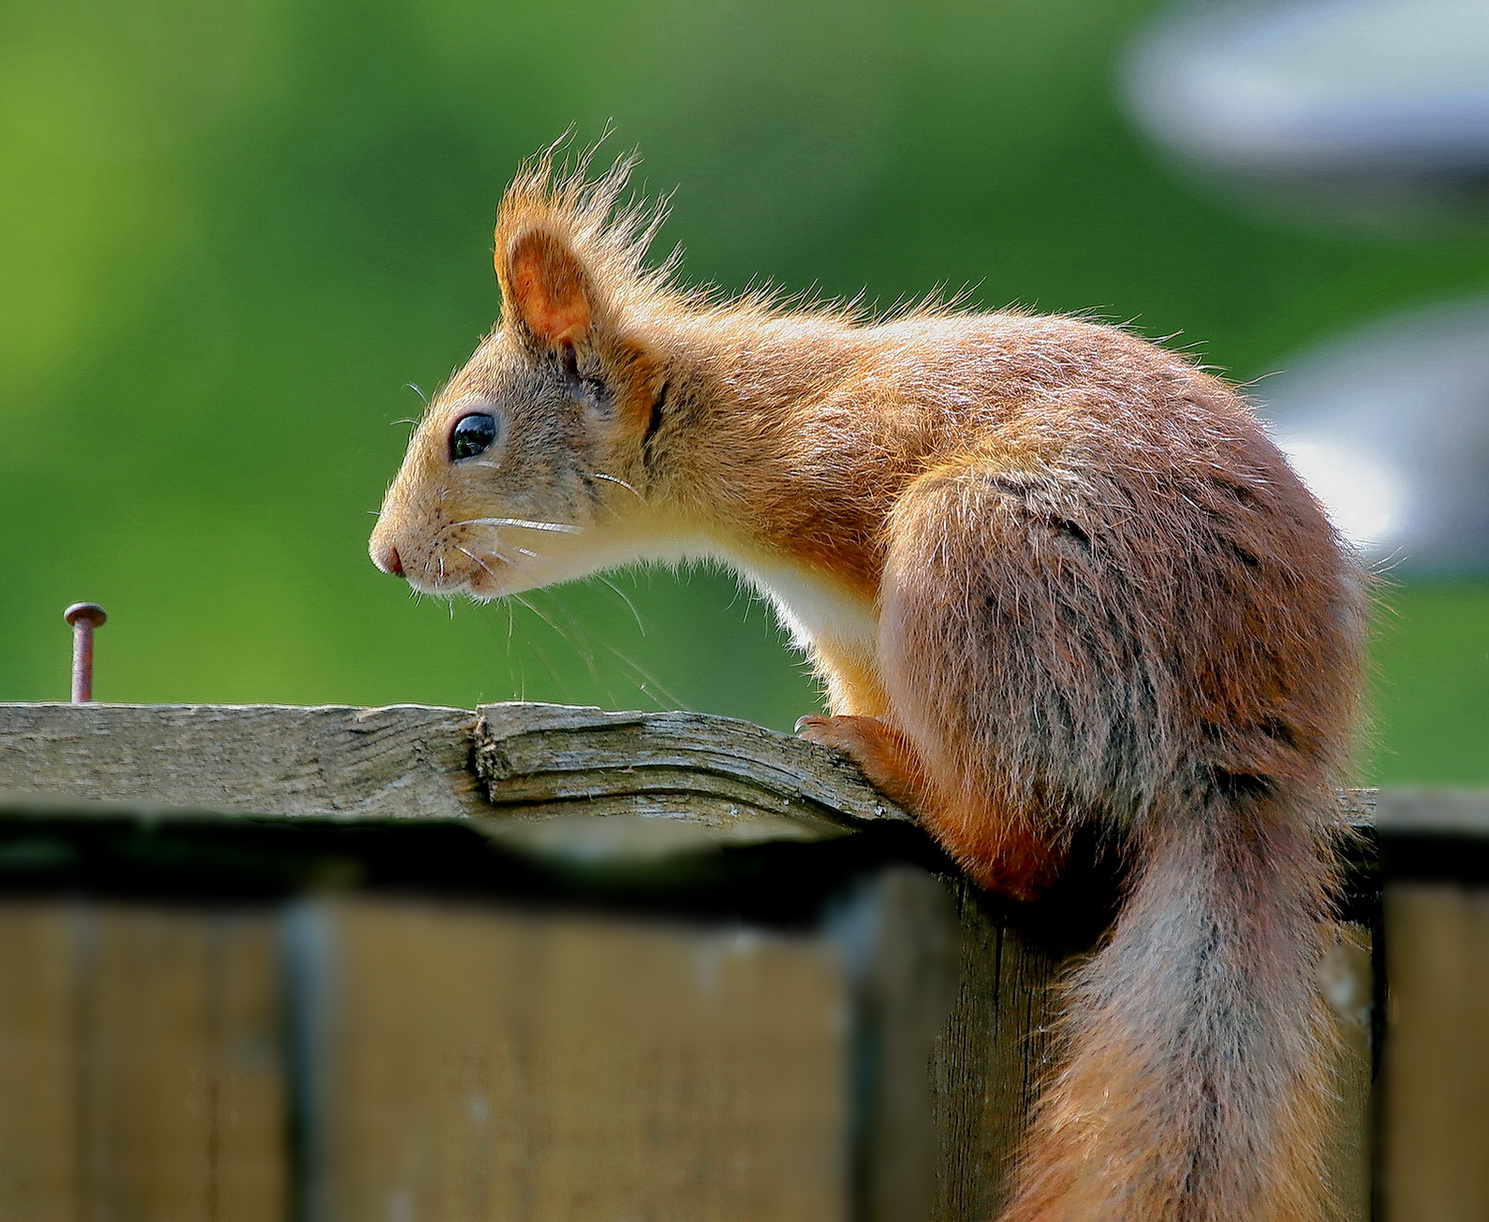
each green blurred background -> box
[2,0,1485,784]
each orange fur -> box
[371,149,1366,1221]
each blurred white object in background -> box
[1123,0,1489,573]
[1259,298,1489,574]
[1123,0,1489,224]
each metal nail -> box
[64,603,107,703]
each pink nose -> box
[373,543,404,577]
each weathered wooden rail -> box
[0,701,1484,1220]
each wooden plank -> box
[0,902,80,1222]
[0,700,1400,853]
[930,883,1067,1222]
[306,896,852,1221]
[0,703,485,821]
[1382,882,1489,1222]
[1322,922,1376,1222]
[839,868,962,1222]
[1374,789,1489,836]
[203,912,290,1222]
[75,905,287,1221]
[0,701,900,845]
[0,904,289,1221]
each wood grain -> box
[0,703,484,821]
[473,702,909,839]
[0,902,78,1222]
[0,903,286,1222]
[1382,883,1489,1222]
[931,881,1066,1222]
[308,896,851,1221]
[2,700,1389,846]
[0,702,906,847]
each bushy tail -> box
[1000,780,1343,1222]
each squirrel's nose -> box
[372,542,405,577]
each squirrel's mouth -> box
[393,541,512,601]
[391,515,606,601]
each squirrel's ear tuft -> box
[499,228,601,349]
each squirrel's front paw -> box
[796,714,926,813]
[794,713,882,759]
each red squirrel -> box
[370,150,1365,1221]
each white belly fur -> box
[734,555,880,665]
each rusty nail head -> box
[64,602,107,702]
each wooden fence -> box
[0,700,1484,1220]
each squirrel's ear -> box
[498,228,601,349]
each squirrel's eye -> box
[449,413,497,461]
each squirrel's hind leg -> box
[857,453,1141,898]
[799,710,1064,901]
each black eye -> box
[449,413,497,461]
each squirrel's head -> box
[370,155,672,600]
